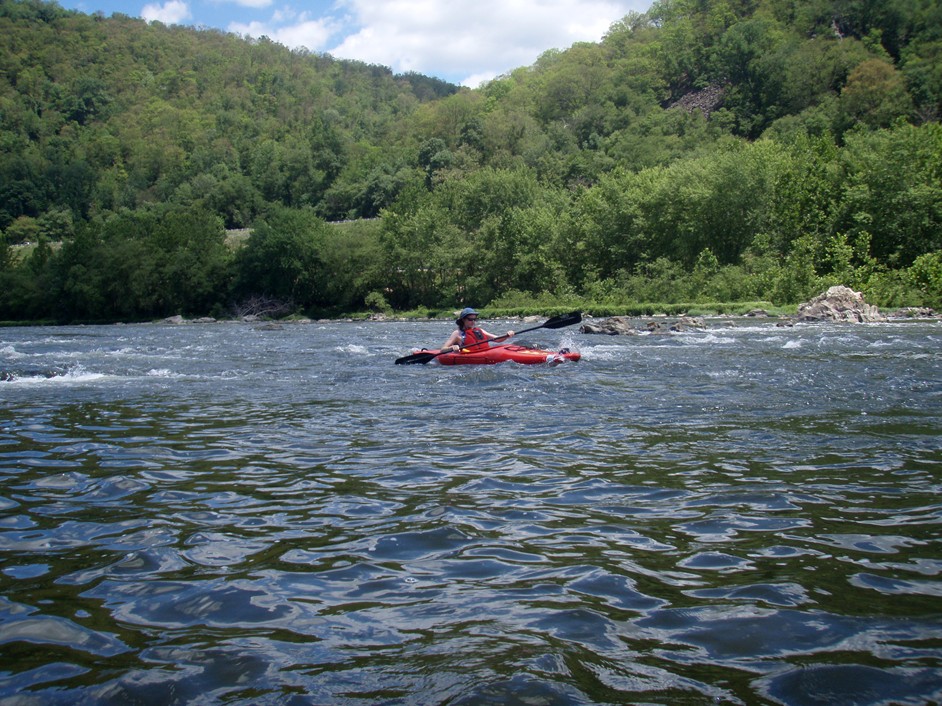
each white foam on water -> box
[697,333,737,345]
[569,342,620,360]
[108,347,139,356]
[558,332,579,350]
[3,365,107,385]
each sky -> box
[55,0,653,87]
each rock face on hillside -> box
[668,84,726,118]
[797,285,885,322]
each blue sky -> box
[55,0,652,87]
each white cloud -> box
[228,19,269,36]
[141,0,192,24]
[224,0,650,85]
[327,0,649,86]
[229,15,335,50]
[270,18,336,50]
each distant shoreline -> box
[2,305,938,329]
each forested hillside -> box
[1,0,940,322]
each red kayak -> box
[394,312,583,365]
[429,344,580,366]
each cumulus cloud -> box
[328,0,648,86]
[223,0,649,86]
[229,16,335,49]
[141,0,191,24]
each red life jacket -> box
[460,326,486,348]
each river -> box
[1,318,940,705]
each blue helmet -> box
[458,307,478,319]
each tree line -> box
[1,0,940,322]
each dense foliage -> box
[1,0,941,321]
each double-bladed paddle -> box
[394,311,582,365]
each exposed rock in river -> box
[580,316,635,335]
[797,285,884,323]
[888,307,938,319]
[163,315,216,324]
[581,316,707,335]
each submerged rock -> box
[797,286,884,323]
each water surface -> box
[1,319,940,704]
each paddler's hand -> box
[451,345,460,352]
[506,330,514,337]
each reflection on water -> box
[1,320,941,704]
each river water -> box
[1,318,940,705]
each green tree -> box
[781,36,871,111]
[838,122,942,266]
[906,251,942,307]
[417,138,454,189]
[48,226,106,321]
[235,207,329,310]
[838,58,913,130]
[902,39,942,122]
[708,17,789,136]
[763,132,840,255]
[773,233,821,304]
[0,232,11,271]
[4,215,40,244]
[37,208,74,241]
[149,208,230,315]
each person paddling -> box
[442,308,514,353]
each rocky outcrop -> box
[668,84,726,118]
[581,316,707,335]
[796,286,885,323]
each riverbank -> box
[2,297,938,329]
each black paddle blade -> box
[394,351,438,365]
[541,311,582,329]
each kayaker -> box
[442,308,514,353]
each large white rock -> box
[797,286,884,323]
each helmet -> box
[458,307,478,319]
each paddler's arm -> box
[483,329,514,342]
[442,330,461,352]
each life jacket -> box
[460,326,486,349]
